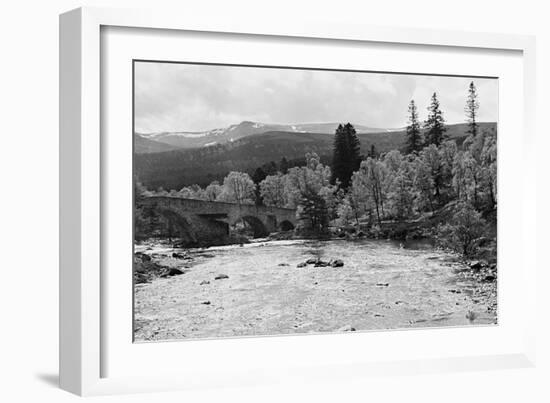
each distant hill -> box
[134,134,183,153]
[134,122,497,190]
[136,120,400,152]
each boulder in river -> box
[162,268,186,277]
[214,274,229,280]
[296,262,307,268]
[337,325,356,332]
[484,274,496,282]
[314,260,330,267]
[330,259,344,267]
[137,253,151,262]
[172,252,187,259]
[469,261,484,271]
[376,283,390,287]
[200,280,210,285]
[278,263,290,267]
[305,258,319,265]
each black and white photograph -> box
[133,61,498,342]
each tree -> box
[279,157,289,174]
[331,123,361,189]
[350,158,387,225]
[219,171,255,204]
[284,152,333,208]
[437,201,485,256]
[388,168,414,219]
[423,92,447,146]
[405,100,423,153]
[465,81,480,137]
[297,189,330,236]
[251,167,267,205]
[480,131,497,210]
[420,144,443,205]
[412,158,436,212]
[259,173,287,207]
[204,181,222,201]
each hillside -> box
[134,122,497,190]
[134,134,183,153]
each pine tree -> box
[465,81,480,137]
[331,123,361,189]
[424,92,447,146]
[279,157,289,174]
[405,99,422,153]
[298,189,329,236]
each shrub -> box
[436,201,485,256]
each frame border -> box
[59,6,537,396]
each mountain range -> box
[134,121,497,190]
[135,121,401,153]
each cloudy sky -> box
[134,61,498,133]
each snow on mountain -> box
[136,120,403,152]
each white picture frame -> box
[60,6,537,396]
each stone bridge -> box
[138,196,297,245]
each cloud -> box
[134,62,498,133]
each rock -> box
[162,268,185,277]
[484,275,496,282]
[201,301,211,305]
[337,325,356,332]
[330,259,344,267]
[314,260,329,267]
[138,253,151,262]
[448,289,462,294]
[376,283,390,287]
[199,280,210,285]
[357,231,365,238]
[135,273,149,284]
[296,262,307,268]
[278,263,290,267]
[469,261,484,271]
[172,252,187,259]
[214,274,229,280]
[305,258,319,264]
[465,310,477,323]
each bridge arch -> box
[279,220,295,231]
[231,215,269,238]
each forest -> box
[136,82,497,259]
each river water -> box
[134,239,497,341]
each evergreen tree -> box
[405,99,422,153]
[331,123,361,189]
[279,157,289,174]
[297,189,330,236]
[465,81,480,137]
[368,144,378,159]
[424,92,447,146]
[251,167,267,205]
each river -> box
[134,239,497,341]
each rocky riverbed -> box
[133,239,497,341]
